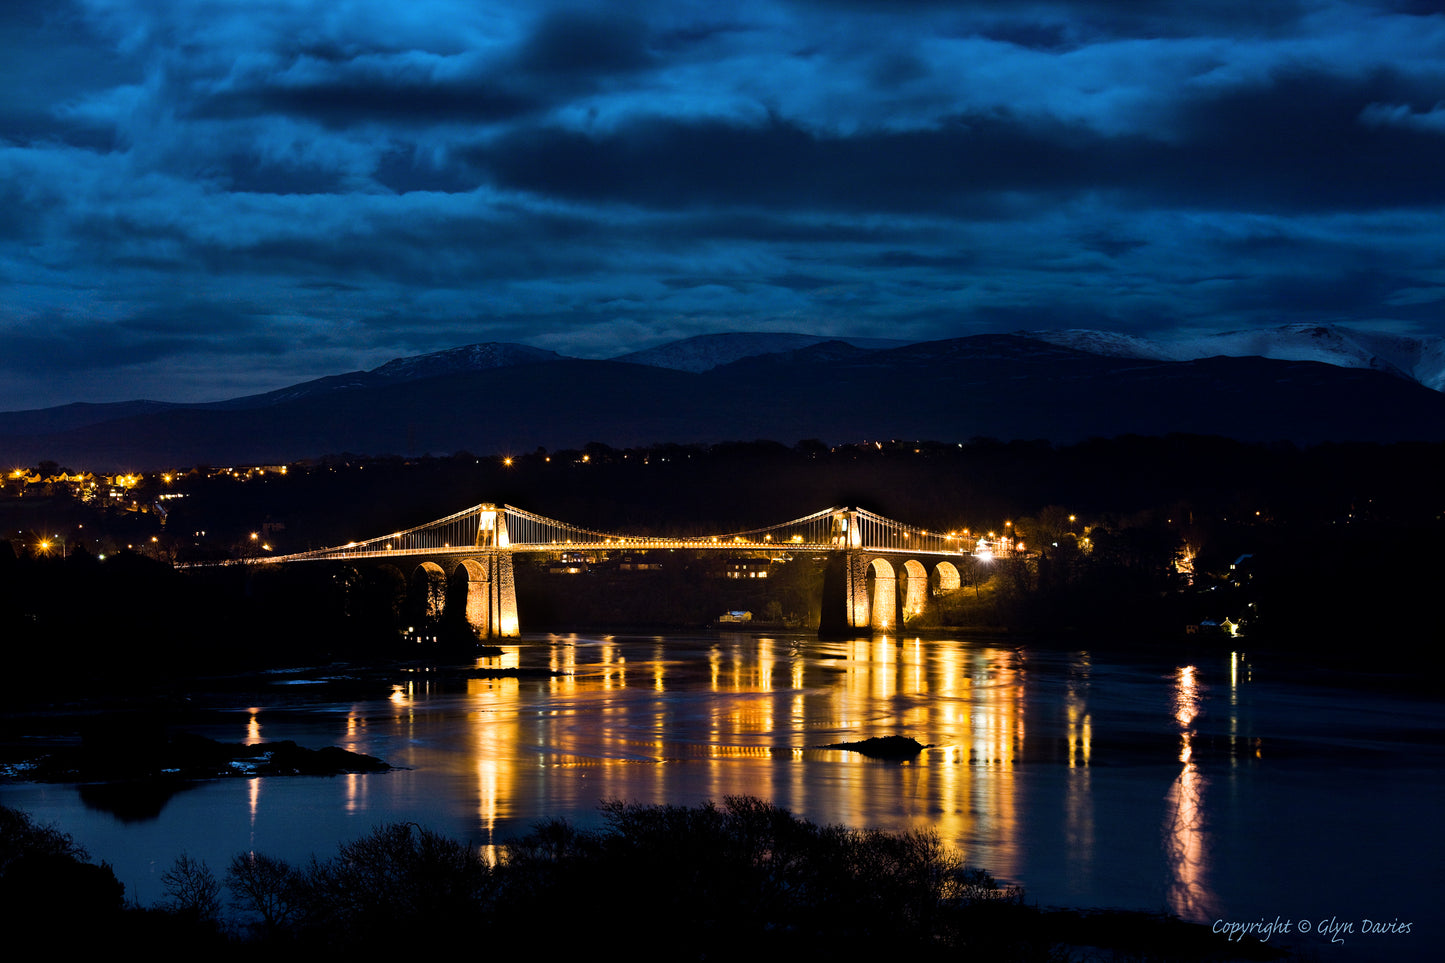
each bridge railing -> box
[851,508,970,555]
[501,505,848,551]
[273,503,496,562]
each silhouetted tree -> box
[227,852,302,936]
[161,853,221,924]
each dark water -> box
[4,633,1440,959]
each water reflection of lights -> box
[1063,656,1094,888]
[1175,664,1200,731]
[1165,664,1217,921]
[275,635,1036,894]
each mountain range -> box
[3,325,1443,469]
[1026,324,1445,393]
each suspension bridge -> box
[245,504,984,637]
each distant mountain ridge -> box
[612,332,914,372]
[1024,323,1445,393]
[0,342,565,435]
[201,342,566,411]
[3,327,1444,468]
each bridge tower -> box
[818,509,902,637]
[463,505,519,638]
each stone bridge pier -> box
[405,552,519,639]
[818,551,962,637]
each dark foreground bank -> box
[0,797,1288,961]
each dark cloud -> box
[0,316,193,375]
[196,70,544,129]
[1076,233,1148,260]
[859,250,982,270]
[795,0,1318,35]
[970,20,1079,51]
[517,10,656,75]
[476,114,1118,212]
[1215,269,1403,316]
[218,154,349,195]
[193,11,658,132]
[1153,68,1445,212]
[373,146,481,194]
[480,66,1445,217]
[115,302,271,337]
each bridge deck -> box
[213,504,981,566]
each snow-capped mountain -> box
[369,342,563,383]
[201,342,565,411]
[1023,324,1445,392]
[613,332,913,373]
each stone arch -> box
[931,560,961,595]
[409,561,447,622]
[450,558,488,636]
[447,555,520,639]
[898,559,929,622]
[866,557,897,631]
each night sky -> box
[4,0,1444,410]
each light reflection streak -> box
[1064,655,1094,888]
[1229,651,1241,766]
[1165,664,1217,921]
[343,772,363,814]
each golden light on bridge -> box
[258,503,974,640]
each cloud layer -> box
[2,0,1443,407]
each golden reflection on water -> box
[1165,664,1217,920]
[395,635,1110,890]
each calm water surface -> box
[4,632,1441,958]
